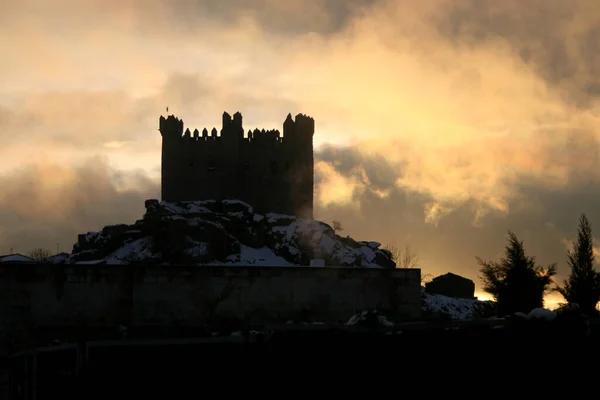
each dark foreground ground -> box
[7,319,600,399]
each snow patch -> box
[422,289,495,320]
[238,246,293,266]
[205,246,295,267]
[319,234,335,255]
[0,254,37,263]
[528,308,557,321]
[513,308,557,321]
[75,260,106,265]
[105,237,155,264]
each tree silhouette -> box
[477,231,557,316]
[384,242,419,269]
[384,242,431,282]
[555,214,600,316]
[27,248,51,261]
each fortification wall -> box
[160,112,314,218]
[0,265,421,353]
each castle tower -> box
[284,113,315,219]
[158,112,314,218]
[159,115,185,202]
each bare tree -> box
[27,248,52,261]
[421,272,433,284]
[384,242,431,282]
[384,242,419,269]
[332,220,343,233]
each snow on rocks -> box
[56,199,396,267]
[524,308,557,321]
[508,303,592,337]
[0,254,39,263]
[421,287,496,320]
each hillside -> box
[49,199,396,268]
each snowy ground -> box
[0,254,37,263]
[421,289,578,321]
[421,288,496,320]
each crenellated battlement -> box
[177,127,285,144]
[159,111,315,218]
[159,111,313,147]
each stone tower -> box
[159,112,314,219]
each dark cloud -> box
[315,143,600,284]
[434,0,600,107]
[0,0,380,39]
[162,0,380,36]
[0,157,159,255]
[315,144,399,191]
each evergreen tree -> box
[477,231,557,316]
[556,214,600,316]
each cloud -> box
[0,157,159,255]
[314,145,394,208]
[313,148,600,300]
[433,0,600,107]
[283,0,600,218]
[0,71,301,174]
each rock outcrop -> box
[49,199,396,268]
[425,272,475,299]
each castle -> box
[159,112,315,219]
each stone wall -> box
[0,265,421,353]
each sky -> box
[1,0,600,305]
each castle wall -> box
[160,112,314,218]
[0,265,422,353]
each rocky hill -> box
[49,199,396,267]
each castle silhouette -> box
[159,112,315,219]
